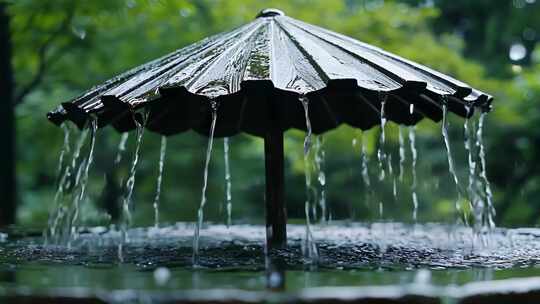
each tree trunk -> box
[0,3,16,227]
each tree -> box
[0,2,15,226]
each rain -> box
[4,1,540,303]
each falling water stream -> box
[115,132,130,164]
[314,136,327,224]
[398,126,405,182]
[464,109,483,235]
[477,113,495,230]
[193,101,218,266]
[153,136,167,228]
[56,124,71,177]
[441,104,465,226]
[360,134,371,189]
[223,137,232,228]
[38,90,503,293]
[377,94,388,182]
[48,120,93,244]
[300,95,318,262]
[119,113,148,261]
[67,118,98,245]
[409,127,419,222]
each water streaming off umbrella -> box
[377,94,388,182]
[441,103,465,226]
[115,132,130,164]
[464,109,484,236]
[67,118,98,246]
[409,126,419,223]
[47,120,94,245]
[193,101,218,266]
[153,136,167,228]
[314,136,327,224]
[300,95,318,262]
[118,113,147,261]
[477,113,495,231]
[398,126,406,182]
[223,137,232,228]
[56,124,71,177]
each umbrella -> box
[47,8,493,249]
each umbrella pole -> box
[264,124,287,249]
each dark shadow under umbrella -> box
[47,8,493,250]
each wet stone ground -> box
[1,223,540,271]
[3,223,540,304]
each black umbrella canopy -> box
[47,8,492,138]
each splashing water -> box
[153,136,167,228]
[314,136,327,224]
[119,112,148,257]
[477,113,495,230]
[377,94,388,181]
[409,126,419,222]
[67,118,98,245]
[300,95,318,263]
[223,137,232,228]
[115,133,130,164]
[193,101,218,266]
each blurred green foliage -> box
[7,0,540,228]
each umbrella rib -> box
[318,95,340,128]
[82,22,259,112]
[119,22,262,101]
[71,29,232,108]
[355,91,381,116]
[282,17,413,90]
[184,21,264,95]
[295,19,473,98]
[274,18,331,85]
[419,94,443,110]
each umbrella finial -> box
[256,8,285,18]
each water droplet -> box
[509,43,527,61]
[414,269,431,285]
[71,26,86,40]
[153,267,171,286]
[115,133,129,164]
[179,8,191,17]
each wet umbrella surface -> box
[47,8,493,249]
